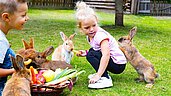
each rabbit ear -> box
[22,38,34,49]
[60,32,68,41]
[22,39,29,50]
[29,38,34,49]
[129,26,137,40]
[69,33,76,40]
[11,55,19,71]
[11,55,24,71]
[42,46,54,57]
[16,55,25,69]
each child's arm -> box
[96,40,110,77]
[0,68,15,77]
[89,39,110,83]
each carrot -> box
[30,66,37,84]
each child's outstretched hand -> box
[73,50,88,57]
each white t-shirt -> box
[0,30,9,63]
[87,27,127,64]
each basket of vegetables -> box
[30,66,85,96]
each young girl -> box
[0,0,29,95]
[75,2,127,89]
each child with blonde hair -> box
[75,1,127,89]
[0,0,29,95]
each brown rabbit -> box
[32,46,72,71]
[16,38,72,70]
[17,38,35,56]
[16,38,38,68]
[2,55,31,96]
[52,32,76,64]
[118,27,159,88]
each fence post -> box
[131,0,139,14]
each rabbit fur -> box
[17,38,35,55]
[52,32,76,64]
[16,38,72,71]
[2,55,31,96]
[118,27,159,88]
[32,46,72,71]
[16,38,38,68]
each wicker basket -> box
[30,68,77,96]
[31,83,68,96]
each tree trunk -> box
[115,0,124,26]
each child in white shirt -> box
[0,0,29,95]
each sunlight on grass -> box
[7,9,171,96]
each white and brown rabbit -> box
[52,32,76,64]
[2,55,31,96]
[33,46,72,71]
[118,27,159,88]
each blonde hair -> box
[0,0,27,19]
[75,1,97,28]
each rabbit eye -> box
[28,72,30,75]
[37,55,41,58]
[66,43,68,45]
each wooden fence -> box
[28,0,171,16]
[150,0,171,16]
[28,0,76,9]
[83,0,132,13]
[135,0,171,16]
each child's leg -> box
[86,48,109,78]
[107,58,126,74]
[86,48,126,78]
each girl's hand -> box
[89,74,101,84]
[73,50,88,57]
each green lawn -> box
[7,9,171,96]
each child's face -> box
[8,2,29,30]
[80,16,98,38]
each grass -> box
[7,9,171,96]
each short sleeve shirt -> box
[0,30,13,88]
[87,27,127,64]
[0,30,9,64]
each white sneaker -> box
[88,77,113,89]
